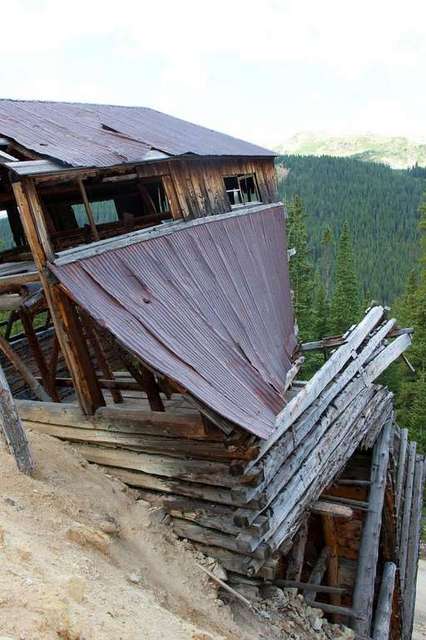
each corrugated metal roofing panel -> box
[51,204,296,438]
[0,100,274,169]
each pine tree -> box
[330,222,361,334]
[396,193,426,451]
[320,226,334,298]
[286,195,314,340]
[313,274,330,339]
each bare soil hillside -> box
[0,431,354,640]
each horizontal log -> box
[311,501,354,520]
[99,465,240,505]
[171,517,269,561]
[74,443,244,489]
[17,399,223,440]
[310,602,359,619]
[191,542,265,577]
[0,270,39,289]
[25,420,258,462]
[138,491,249,536]
[274,580,347,594]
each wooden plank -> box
[191,542,265,577]
[273,306,385,434]
[312,501,354,520]
[372,562,396,640]
[80,313,122,404]
[0,294,23,311]
[399,441,416,592]
[304,547,330,604]
[285,519,308,581]
[395,428,408,522]
[0,271,40,290]
[0,333,51,402]
[245,315,393,479]
[351,419,393,636]
[171,517,269,561]
[274,580,346,594]
[99,465,239,506]
[16,399,217,440]
[235,389,377,549]
[51,287,105,415]
[0,362,34,474]
[77,177,99,241]
[74,443,244,489]
[24,420,258,461]
[138,492,245,535]
[402,455,425,639]
[322,514,342,617]
[263,390,390,555]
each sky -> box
[1,0,425,148]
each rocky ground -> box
[0,430,356,640]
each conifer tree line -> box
[286,195,361,343]
[278,154,426,303]
[286,192,426,452]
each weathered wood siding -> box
[136,157,278,219]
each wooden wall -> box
[134,156,279,220]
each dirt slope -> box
[0,431,354,640]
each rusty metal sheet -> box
[51,204,296,438]
[0,100,274,169]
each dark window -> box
[224,174,261,208]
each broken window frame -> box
[224,173,261,209]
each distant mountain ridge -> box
[277,133,426,169]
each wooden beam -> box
[395,427,408,523]
[402,455,425,639]
[322,514,342,620]
[274,580,346,594]
[0,333,51,402]
[399,441,416,591]
[12,181,104,414]
[80,312,123,404]
[77,177,99,241]
[285,519,308,581]
[19,308,59,402]
[312,501,354,520]
[304,546,330,604]
[351,419,393,636]
[0,362,34,474]
[372,562,396,640]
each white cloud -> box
[1,0,426,143]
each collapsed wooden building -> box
[0,100,423,639]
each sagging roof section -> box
[0,100,274,169]
[51,204,296,438]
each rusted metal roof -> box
[0,100,274,169]
[51,204,296,438]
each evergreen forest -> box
[281,155,426,452]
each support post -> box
[0,362,34,474]
[351,419,393,636]
[77,177,99,241]
[372,562,396,640]
[12,180,104,415]
[322,514,341,620]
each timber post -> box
[0,362,34,474]
[12,179,104,415]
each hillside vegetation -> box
[277,155,426,302]
[277,133,426,169]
